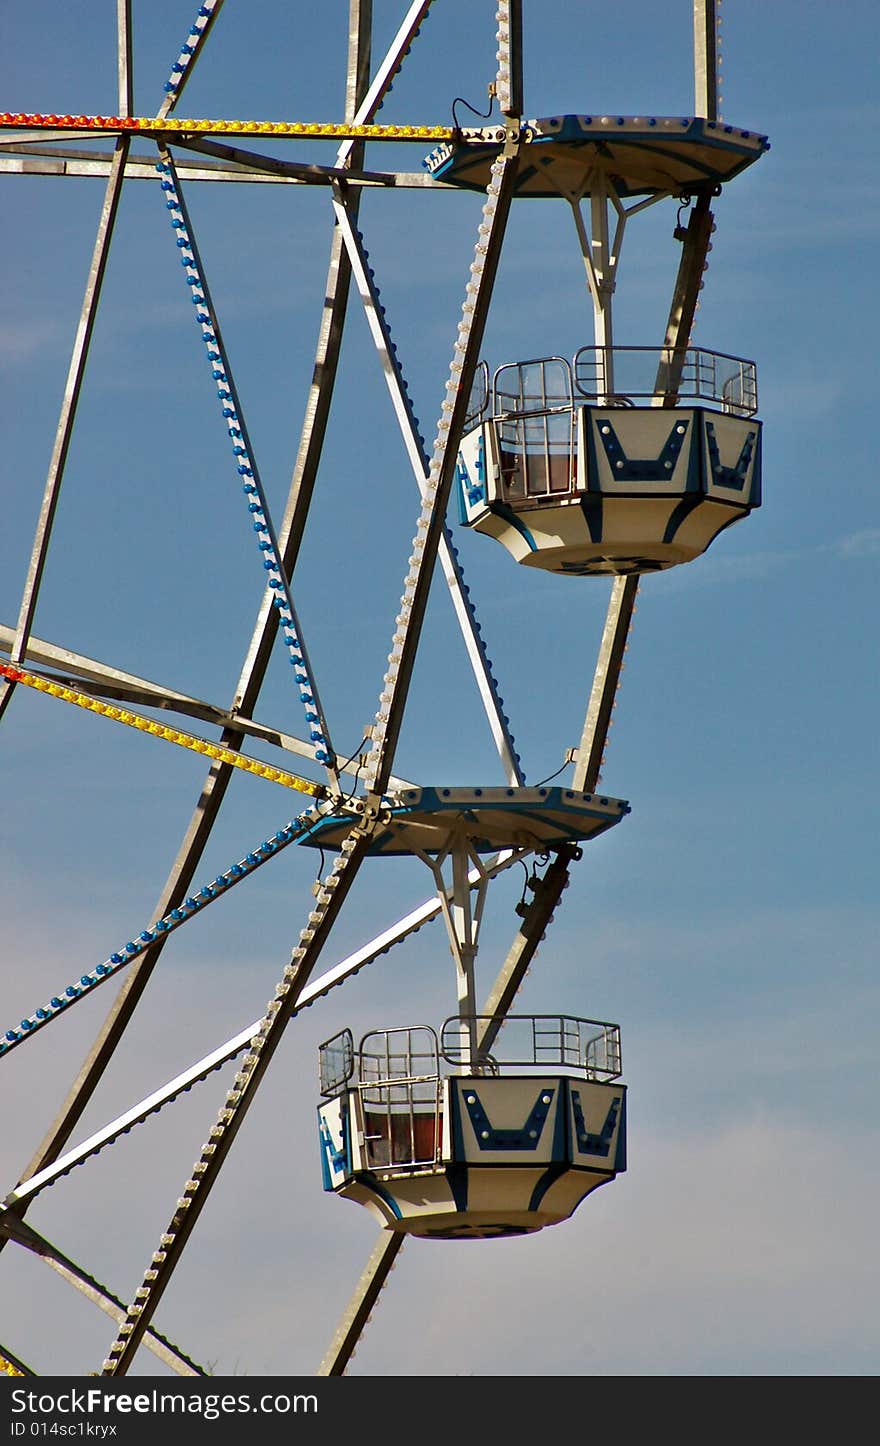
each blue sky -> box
[1,1,878,1377]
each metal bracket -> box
[502,121,521,157]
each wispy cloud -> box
[0,318,60,364]
[338,1114,880,1376]
[650,528,880,592]
[835,528,880,558]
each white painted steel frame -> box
[0,0,726,1378]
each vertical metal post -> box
[117,0,133,117]
[451,842,479,1062]
[694,0,719,121]
[590,178,615,397]
[495,0,523,118]
[417,837,487,1070]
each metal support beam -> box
[363,141,521,797]
[169,133,398,187]
[6,847,522,1213]
[116,0,133,118]
[155,142,341,787]
[316,1233,404,1376]
[0,1342,33,1377]
[475,574,639,1057]
[157,0,225,121]
[99,822,374,1374]
[337,0,435,167]
[0,1216,204,1375]
[333,200,523,784]
[0,625,375,772]
[476,846,577,1056]
[694,0,720,122]
[572,576,639,790]
[0,138,129,726]
[476,142,712,1058]
[0,147,443,188]
[415,835,491,1067]
[495,0,523,118]
[659,191,715,401]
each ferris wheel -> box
[0,1,766,1378]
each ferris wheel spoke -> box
[115,1,132,119]
[571,575,640,794]
[353,8,523,797]
[477,848,578,1038]
[6,1039,252,1208]
[332,199,524,782]
[157,2,226,123]
[221,5,377,730]
[0,800,331,1064]
[495,0,524,119]
[42,1247,206,1376]
[0,622,363,771]
[265,222,357,586]
[100,820,376,1376]
[317,1232,404,1376]
[476,574,640,1033]
[0,1214,205,1376]
[0,138,130,728]
[160,133,400,188]
[0,1214,203,1370]
[658,189,716,399]
[337,0,436,166]
[438,530,525,783]
[0,661,328,803]
[5,845,522,1206]
[363,143,522,794]
[155,148,339,784]
[332,198,431,482]
[0,143,445,190]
